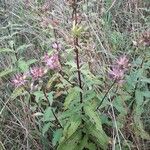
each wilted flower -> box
[30,67,47,79]
[11,74,27,87]
[43,53,61,70]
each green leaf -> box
[64,87,80,110]
[84,105,109,150]
[18,60,29,72]
[52,129,63,146]
[0,68,15,78]
[86,143,96,150]
[43,107,53,122]
[47,92,54,105]
[11,87,25,99]
[62,115,81,141]
[33,91,45,103]
[42,122,51,136]
[57,131,82,150]
[75,135,88,150]
[86,123,109,150]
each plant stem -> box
[96,80,116,111]
[72,0,84,113]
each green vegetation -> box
[0,0,150,149]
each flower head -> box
[108,66,125,81]
[11,74,27,87]
[30,67,47,79]
[116,55,129,69]
[43,53,61,70]
[108,55,130,84]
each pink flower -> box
[108,66,125,81]
[116,55,129,69]
[43,53,61,70]
[52,42,62,50]
[108,55,130,85]
[11,74,27,87]
[30,67,47,79]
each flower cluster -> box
[43,53,61,70]
[30,67,47,79]
[108,55,130,83]
[11,50,61,88]
[11,74,27,87]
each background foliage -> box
[0,0,150,149]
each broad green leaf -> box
[64,87,80,109]
[84,105,103,130]
[62,116,81,140]
[86,143,96,150]
[43,107,53,122]
[75,135,88,150]
[57,131,82,150]
[42,122,51,136]
[52,129,63,146]
[18,60,29,72]
[84,105,109,150]
[33,91,45,103]
[47,92,54,105]
[86,123,109,150]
